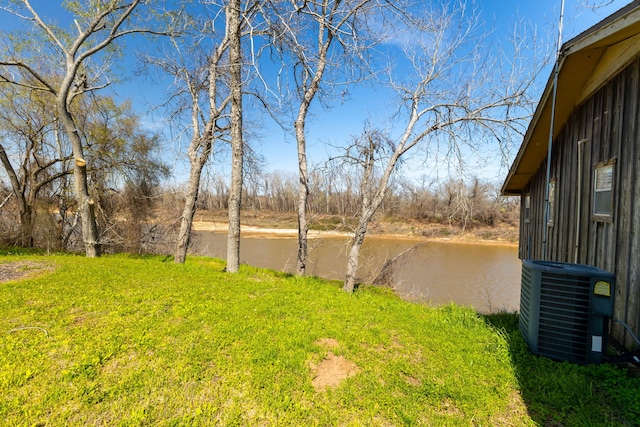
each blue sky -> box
[244,0,629,184]
[1,0,632,186]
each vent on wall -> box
[520,260,615,364]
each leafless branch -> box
[0,61,56,93]
[580,0,617,12]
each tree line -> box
[0,168,518,250]
[0,0,539,292]
[1,159,519,250]
[199,170,519,228]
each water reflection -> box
[192,231,521,313]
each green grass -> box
[1,250,638,426]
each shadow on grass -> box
[482,312,640,426]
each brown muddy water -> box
[192,231,521,314]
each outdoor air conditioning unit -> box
[519,260,615,364]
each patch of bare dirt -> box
[0,261,51,283]
[310,338,360,391]
[310,352,360,391]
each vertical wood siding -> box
[519,57,640,347]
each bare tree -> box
[260,0,382,275]
[339,1,539,292]
[144,3,233,264]
[176,41,231,263]
[0,0,169,257]
[333,127,397,291]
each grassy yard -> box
[1,250,639,426]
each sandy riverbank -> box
[192,221,348,238]
[191,219,519,246]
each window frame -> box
[592,159,616,222]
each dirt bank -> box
[191,211,519,244]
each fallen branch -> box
[372,242,425,288]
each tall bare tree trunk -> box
[175,161,206,263]
[226,0,243,273]
[160,8,229,264]
[293,41,328,276]
[57,101,100,257]
[294,115,310,275]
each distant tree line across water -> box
[197,170,520,229]
[0,168,518,254]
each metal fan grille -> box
[537,272,591,363]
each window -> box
[593,161,614,218]
[547,179,556,226]
[524,193,531,223]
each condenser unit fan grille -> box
[537,272,591,363]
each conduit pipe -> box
[542,0,566,261]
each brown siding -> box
[519,57,640,347]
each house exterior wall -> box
[519,57,640,347]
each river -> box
[192,230,521,314]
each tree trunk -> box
[342,143,400,293]
[343,221,368,293]
[18,208,35,248]
[293,62,327,275]
[295,119,309,275]
[226,0,243,273]
[0,143,33,247]
[175,162,205,263]
[58,101,100,257]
